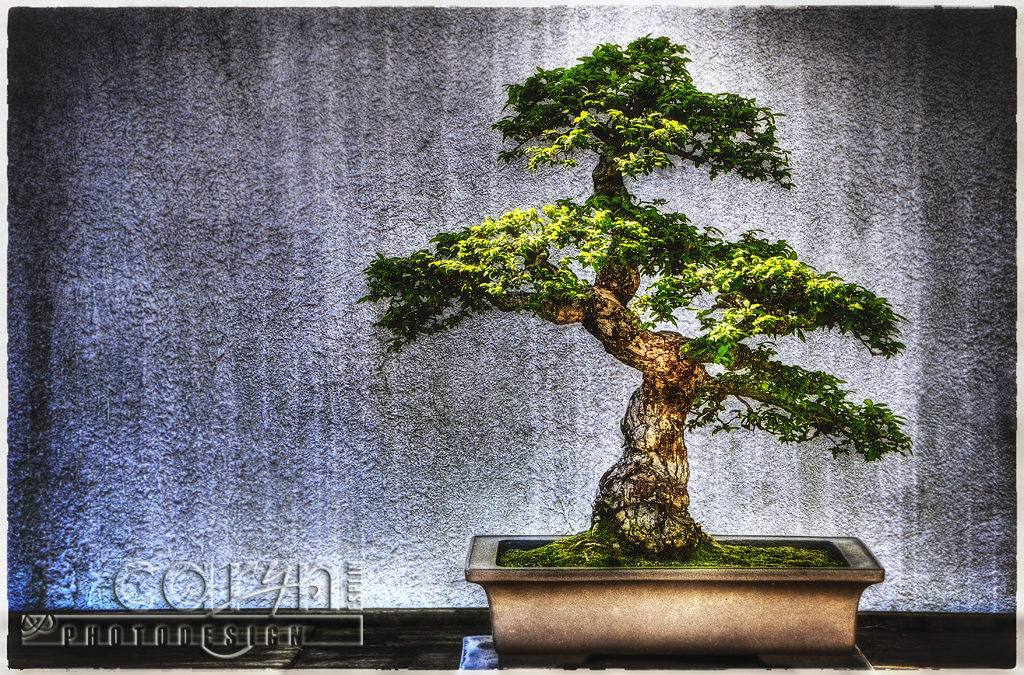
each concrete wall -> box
[8,6,1015,611]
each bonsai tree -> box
[362,36,911,562]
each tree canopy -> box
[362,36,911,463]
[494,36,793,185]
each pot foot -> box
[461,636,590,670]
[460,636,499,670]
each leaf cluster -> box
[495,36,792,185]
[642,236,907,364]
[362,197,905,364]
[687,350,912,461]
[361,248,493,351]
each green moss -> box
[498,528,844,568]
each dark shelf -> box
[7,609,1016,669]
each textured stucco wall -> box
[8,7,1015,611]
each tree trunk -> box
[591,375,710,558]
[584,157,710,559]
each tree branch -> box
[592,155,642,305]
[582,287,694,376]
[490,291,586,325]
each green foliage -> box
[497,526,843,568]
[495,36,793,185]
[676,245,906,357]
[361,35,911,462]
[361,195,713,350]
[686,350,912,461]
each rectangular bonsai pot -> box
[466,534,884,661]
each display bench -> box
[7,609,1015,669]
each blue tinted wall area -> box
[8,7,1016,611]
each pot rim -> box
[466,534,885,583]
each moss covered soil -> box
[498,528,844,568]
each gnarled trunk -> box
[584,158,711,559]
[591,375,710,558]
